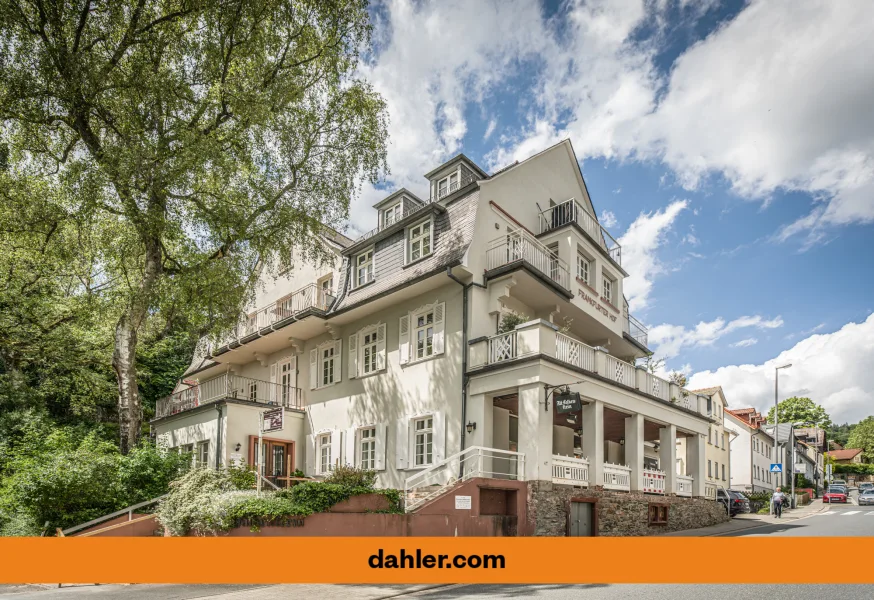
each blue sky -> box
[352,0,874,423]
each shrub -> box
[226,463,257,491]
[156,468,234,536]
[497,311,527,334]
[323,464,376,488]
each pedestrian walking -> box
[772,487,786,518]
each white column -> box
[688,433,706,497]
[517,383,552,481]
[659,424,677,495]
[583,399,604,487]
[624,413,645,491]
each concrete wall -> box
[154,408,222,468]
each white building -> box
[724,408,777,493]
[152,140,722,505]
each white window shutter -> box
[375,424,387,471]
[376,323,387,370]
[433,411,446,464]
[345,427,357,467]
[348,333,358,379]
[309,349,318,390]
[333,339,342,383]
[269,362,277,384]
[399,314,410,365]
[269,362,278,404]
[330,430,342,470]
[395,420,409,469]
[305,434,315,476]
[433,302,445,355]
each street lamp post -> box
[772,363,792,515]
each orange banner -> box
[0,537,870,584]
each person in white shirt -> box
[772,487,786,518]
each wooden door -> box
[569,501,594,536]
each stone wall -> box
[527,482,729,536]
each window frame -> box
[406,218,434,264]
[437,171,460,199]
[196,441,209,468]
[361,329,379,376]
[602,272,614,305]
[576,248,592,285]
[321,343,337,388]
[354,248,374,289]
[648,504,669,525]
[413,308,435,361]
[413,416,434,467]
[382,202,403,227]
[359,426,377,470]
[318,433,333,475]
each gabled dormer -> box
[372,188,425,228]
[424,154,488,202]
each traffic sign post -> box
[770,463,783,473]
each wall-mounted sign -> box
[578,290,618,323]
[262,407,284,433]
[555,391,582,414]
[455,495,472,510]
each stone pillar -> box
[688,433,706,497]
[624,413,645,491]
[659,424,677,495]
[517,383,552,481]
[582,399,604,487]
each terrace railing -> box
[486,228,571,290]
[538,198,622,265]
[156,374,302,418]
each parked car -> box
[831,479,847,487]
[823,487,848,503]
[859,482,873,493]
[717,489,751,516]
[859,490,874,506]
[830,485,849,496]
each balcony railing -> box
[552,455,590,487]
[538,198,622,265]
[351,201,427,246]
[218,282,333,347]
[624,312,648,348]
[555,332,595,371]
[704,482,718,500]
[155,374,302,418]
[638,370,670,403]
[488,330,517,363]
[603,463,632,491]
[604,353,635,388]
[676,474,694,497]
[642,468,667,494]
[486,228,571,290]
[432,172,477,201]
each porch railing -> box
[488,330,517,363]
[156,373,303,418]
[485,228,571,290]
[552,455,590,487]
[404,446,525,512]
[604,354,636,388]
[218,282,334,347]
[603,463,632,491]
[555,332,596,371]
[704,482,718,500]
[639,371,670,402]
[642,468,667,494]
[676,474,694,497]
[538,198,622,265]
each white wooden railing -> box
[403,446,525,512]
[538,198,622,265]
[704,482,718,500]
[485,228,571,290]
[640,371,670,402]
[676,474,694,497]
[603,463,632,491]
[604,354,635,387]
[642,468,667,494]
[556,332,596,371]
[552,455,590,487]
[488,330,517,363]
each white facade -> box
[724,411,777,493]
[152,140,721,500]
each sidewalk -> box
[660,499,828,537]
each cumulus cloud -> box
[619,200,688,312]
[688,314,874,423]
[599,210,618,228]
[731,338,758,348]
[650,314,783,360]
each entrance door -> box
[569,501,594,536]
[248,437,295,488]
[278,357,296,407]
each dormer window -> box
[382,202,402,227]
[437,172,459,199]
[355,249,374,288]
[407,219,433,263]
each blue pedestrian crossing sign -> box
[770,463,783,473]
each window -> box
[310,340,342,390]
[722,464,726,481]
[708,460,712,477]
[414,310,435,360]
[437,172,459,199]
[318,433,332,474]
[708,427,712,445]
[248,379,258,401]
[361,330,378,375]
[276,357,296,406]
[408,220,432,262]
[359,427,376,470]
[648,504,668,525]
[349,324,386,378]
[355,249,374,287]
[382,202,402,227]
[322,345,336,386]
[414,416,434,466]
[196,441,209,468]
[602,274,613,305]
[576,251,591,284]
[319,275,334,304]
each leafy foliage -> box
[766,397,831,429]
[323,464,377,488]
[847,416,874,463]
[497,311,527,334]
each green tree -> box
[847,417,874,463]
[766,397,831,429]
[0,0,388,452]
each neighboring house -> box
[151,139,722,507]
[724,408,777,493]
[794,441,818,484]
[826,448,864,464]
[675,387,731,490]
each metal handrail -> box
[351,200,428,245]
[156,374,303,418]
[538,198,622,265]
[432,172,477,201]
[485,228,571,289]
[62,495,167,536]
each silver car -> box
[859,490,874,506]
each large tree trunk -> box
[113,313,141,454]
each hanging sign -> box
[262,407,284,433]
[555,391,582,414]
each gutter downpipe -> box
[214,403,223,470]
[446,266,487,480]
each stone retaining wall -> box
[528,481,729,536]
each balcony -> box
[624,311,649,349]
[486,228,571,291]
[218,282,333,348]
[155,374,302,419]
[538,198,622,265]
[352,201,427,246]
[469,319,714,419]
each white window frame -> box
[382,202,402,227]
[318,433,332,474]
[359,426,377,470]
[413,308,435,361]
[576,249,591,285]
[406,218,433,264]
[195,442,208,468]
[413,416,434,467]
[437,171,459,199]
[321,344,337,387]
[602,272,614,305]
[361,329,379,375]
[355,248,374,288]
[349,323,387,379]
[398,301,445,365]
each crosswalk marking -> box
[866,511,874,516]
[842,511,861,515]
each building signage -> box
[554,391,582,414]
[262,407,284,433]
[455,495,472,510]
[577,290,618,323]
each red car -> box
[823,487,848,503]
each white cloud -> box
[483,118,498,141]
[688,314,874,424]
[599,210,618,228]
[682,232,699,246]
[731,338,758,348]
[619,200,687,312]
[650,314,783,360]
